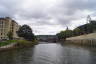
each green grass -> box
[16,40,38,47]
[0,40,38,47]
[0,40,17,47]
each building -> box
[0,17,20,40]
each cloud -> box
[0,0,96,35]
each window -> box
[1,33,2,35]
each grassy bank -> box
[0,40,38,51]
[16,40,38,47]
[0,40,17,47]
[0,40,38,47]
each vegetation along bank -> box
[56,17,96,47]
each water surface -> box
[0,42,96,64]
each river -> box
[0,42,96,64]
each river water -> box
[0,42,96,64]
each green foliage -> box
[17,24,36,41]
[0,40,38,47]
[73,28,81,36]
[7,31,13,40]
[0,40,17,47]
[56,30,73,40]
[56,21,96,40]
[65,30,73,37]
[56,31,66,40]
[17,40,38,47]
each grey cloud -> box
[47,0,96,25]
[0,0,96,34]
[0,0,22,18]
[18,10,49,20]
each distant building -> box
[0,17,20,40]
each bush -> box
[0,40,17,47]
[17,40,38,47]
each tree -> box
[64,30,73,37]
[56,31,66,40]
[7,31,13,40]
[56,29,73,40]
[73,28,81,36]
[17,25,35,41]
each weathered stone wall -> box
[65,39,96,47]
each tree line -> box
[56,20,96,40]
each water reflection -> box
[0,48,34,64]
[0,42,96,64]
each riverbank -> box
[0,40,38,51]
[0,40,17,47]
[0,43,17,51]
[65,33,96,47]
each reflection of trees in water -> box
[0,44,95,64]
[0,47,35,64]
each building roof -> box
[0,17,19,25]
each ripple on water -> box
[0,42,96,64]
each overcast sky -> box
[0,0,96,35]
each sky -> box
[0,0,96,35]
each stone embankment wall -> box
[66,33,96,47]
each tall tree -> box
[17,25,35,41]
